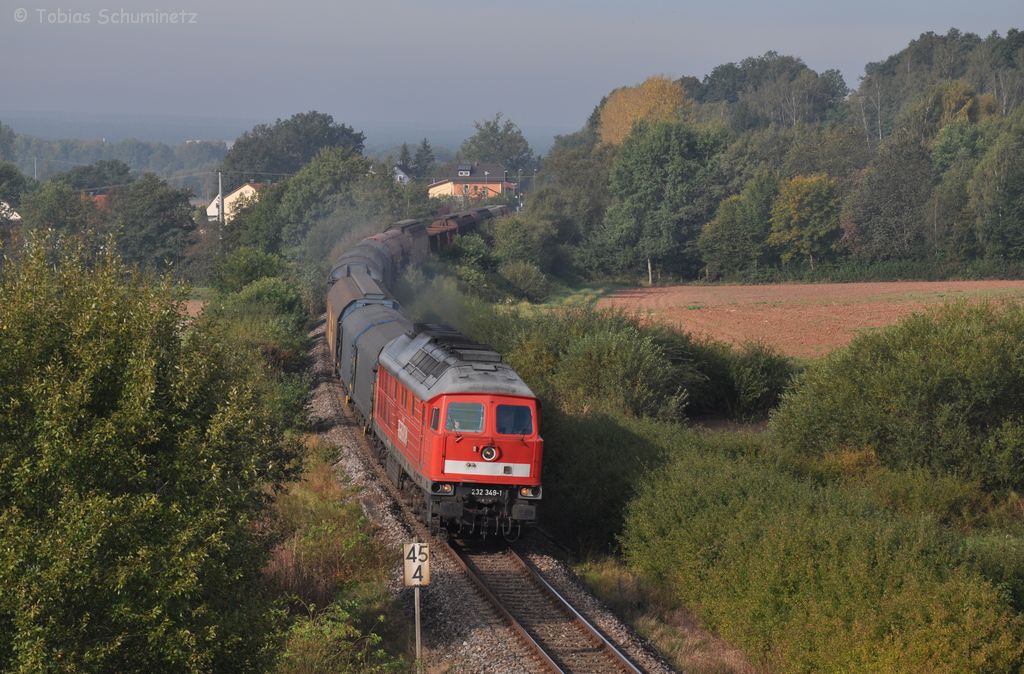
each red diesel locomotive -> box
[372,325,543,537]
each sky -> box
[0,0,1021,149]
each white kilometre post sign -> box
[403,542,430,664]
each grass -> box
[576,558,755,674]
[267,436,407,673]
[541,281,626,307]
[188,285,218,301]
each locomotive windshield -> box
[496,405,533,435]
[445,402,484,433]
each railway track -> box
[451,542,643,674]
[320,337,645,673]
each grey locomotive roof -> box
[379,324,535,401]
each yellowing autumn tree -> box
[598,76,693,145]
[768,174,841,270]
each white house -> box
[393,165,412,185]
[0,201,21,222]
[206,182,263,223]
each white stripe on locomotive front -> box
[443,460,532,477]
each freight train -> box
[325,206,543,539]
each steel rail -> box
[511,549,643,674]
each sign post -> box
[403,542,430,665]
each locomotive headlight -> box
[432,482,454,494]
[518,486,541,499]
[481,446,499,462]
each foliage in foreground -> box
[0,237,299,672]
[621,432,1024,673]
[269,443,404,674]
[771,301,1024,492]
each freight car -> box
[325,205,541,538]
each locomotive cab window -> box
[445,402,484,433]
[496,405,533,435]
[430,407,440,431]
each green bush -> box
[771,302,1024,491]
[538,411,669,550]
[213,246,287,293]
[209,277,309,370]
[222,276,306,333]
[727,341,796,418]
[277,604,402,674]
[550,325,686,420]
[499,260,551,302]
[621,441,1024,672]
[406,282,794,421]
[0,236,298,672]
[490,214,558,272]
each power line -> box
[59,169,295,194]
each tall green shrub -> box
[0,237,297,672]
[622,445,1024,672]
[213,245,286,293]
[771,302,1024,491]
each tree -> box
[586,121,727,281]
[220,111,365,189]
[18,180,101,234]
[276,147,368,247]
[397,143,412,169]
[412,139,435,179]
[853,29,991,139]
[841,131,936,260]
[492,214,558,273]
[967,29,1024,115]
[459,113,534,173]
[0,121,14,163]
[969,119,1024,259]
[0,237,295,671]
[0,162,31,207]
[597,76,692,145]
[532,128,616,246]
[782,125,873,186]
[897,80,996,144]
[698,171,779,276]
[693,53,846,130]
[56,159,134,192]
[768,174,841,269]
[233,181,289,253]
[927,157,980,262]
[107,173,194,271]
[211,246,286,293]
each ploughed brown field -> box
[598,280,1024,359]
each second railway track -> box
[321,335,645,673]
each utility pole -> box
[217,171,224,225]
[33,157,37,181]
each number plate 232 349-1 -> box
[470,488,501,497]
